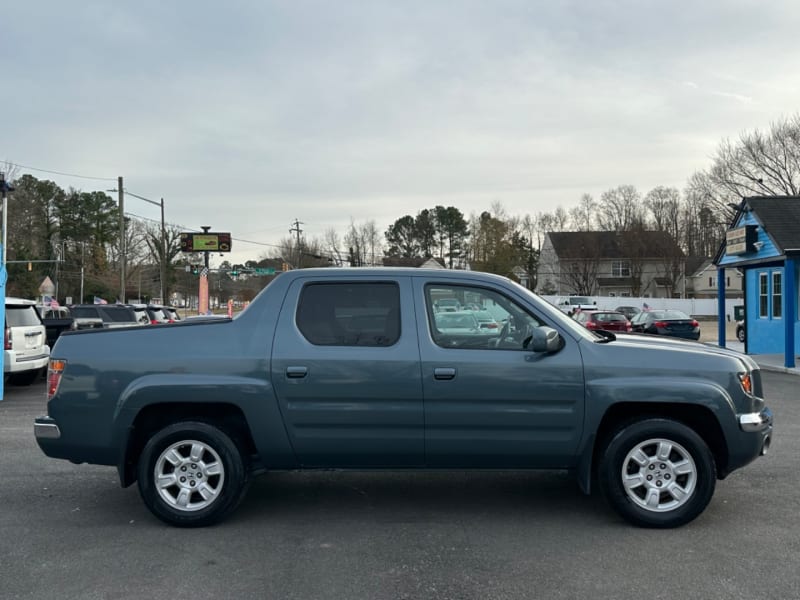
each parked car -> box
[555,296,596,315]
[68,305,105,330]
[69,304,146,329]
[125,304,153,326]
[37,305,75,348]
[434,298,462,312]
[434,310,480,334]
[615,305,640,321]
[161,306,182,323]
[573,310,632,332]
[473,310,501,334]
[630,309,701,340]
[145,305,170,324]
[736,319,746,343]
[5,297,49,385]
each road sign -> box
[254,268,275,275]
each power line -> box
[5,161,118,182]
[124,211,287,250]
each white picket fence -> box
[539,295,742,321]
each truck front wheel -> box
[137,421,247,527]
[599,418,716,528]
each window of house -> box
[772,272,782,319]
[758,273,768,318]
[708,277,714,288]
[612,261,631,277]
[296,282,400,346]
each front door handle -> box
[286,366,308,379]
[434,367,456,380]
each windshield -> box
[508,281,597,342]
[570,296,591,304]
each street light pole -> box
[108,186,167,303]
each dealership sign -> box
[726,225,757,255]
[180,232,232,252]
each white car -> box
[5,297,50,384]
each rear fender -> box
[113,374,297,478]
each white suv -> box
[5,297,50,384]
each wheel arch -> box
[577,402,728,494]
[118,402,258,487]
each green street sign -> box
[254,268,275,275]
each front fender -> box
[575,376,736,494]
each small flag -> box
[200,267,209,277]
[643,302,650,311]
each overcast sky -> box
[3,1,800,266]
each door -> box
[415,280,585,468]
[271,277,424,467]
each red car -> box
[573,310,632,332]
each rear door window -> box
[296,282,400,347]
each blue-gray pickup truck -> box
[34,268,773,528]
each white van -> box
[554,295,597,315]
[5,297,50,384]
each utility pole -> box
[160,198,166,303]
[118,176,126,303]
[1,172,14,265]
[290,218,303,268]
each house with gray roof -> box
[538,230,686,298]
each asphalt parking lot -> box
[1,373,798,600]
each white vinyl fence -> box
[539,295,742,321]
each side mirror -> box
[528,326,562,353]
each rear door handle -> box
[434,367,456,380]
[286,366,308,379]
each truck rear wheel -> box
[137,421,247,527]
[599,418,716,528]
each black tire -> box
[137,421,248,527]
[737,327,745,343]
[599,418,716,528]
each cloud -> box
[4,0,800,267]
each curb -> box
[757,363,800,377]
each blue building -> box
[714,196,800,368]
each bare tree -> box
[569,193,597,231]
[322,227,345,266]
[690,114,800,216]
[552,206,570,231]
[598,185,645,231]
[344,219,382,266]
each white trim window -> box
[759,272,768,318]
[611,261,631,277]
[772,271,782,319]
